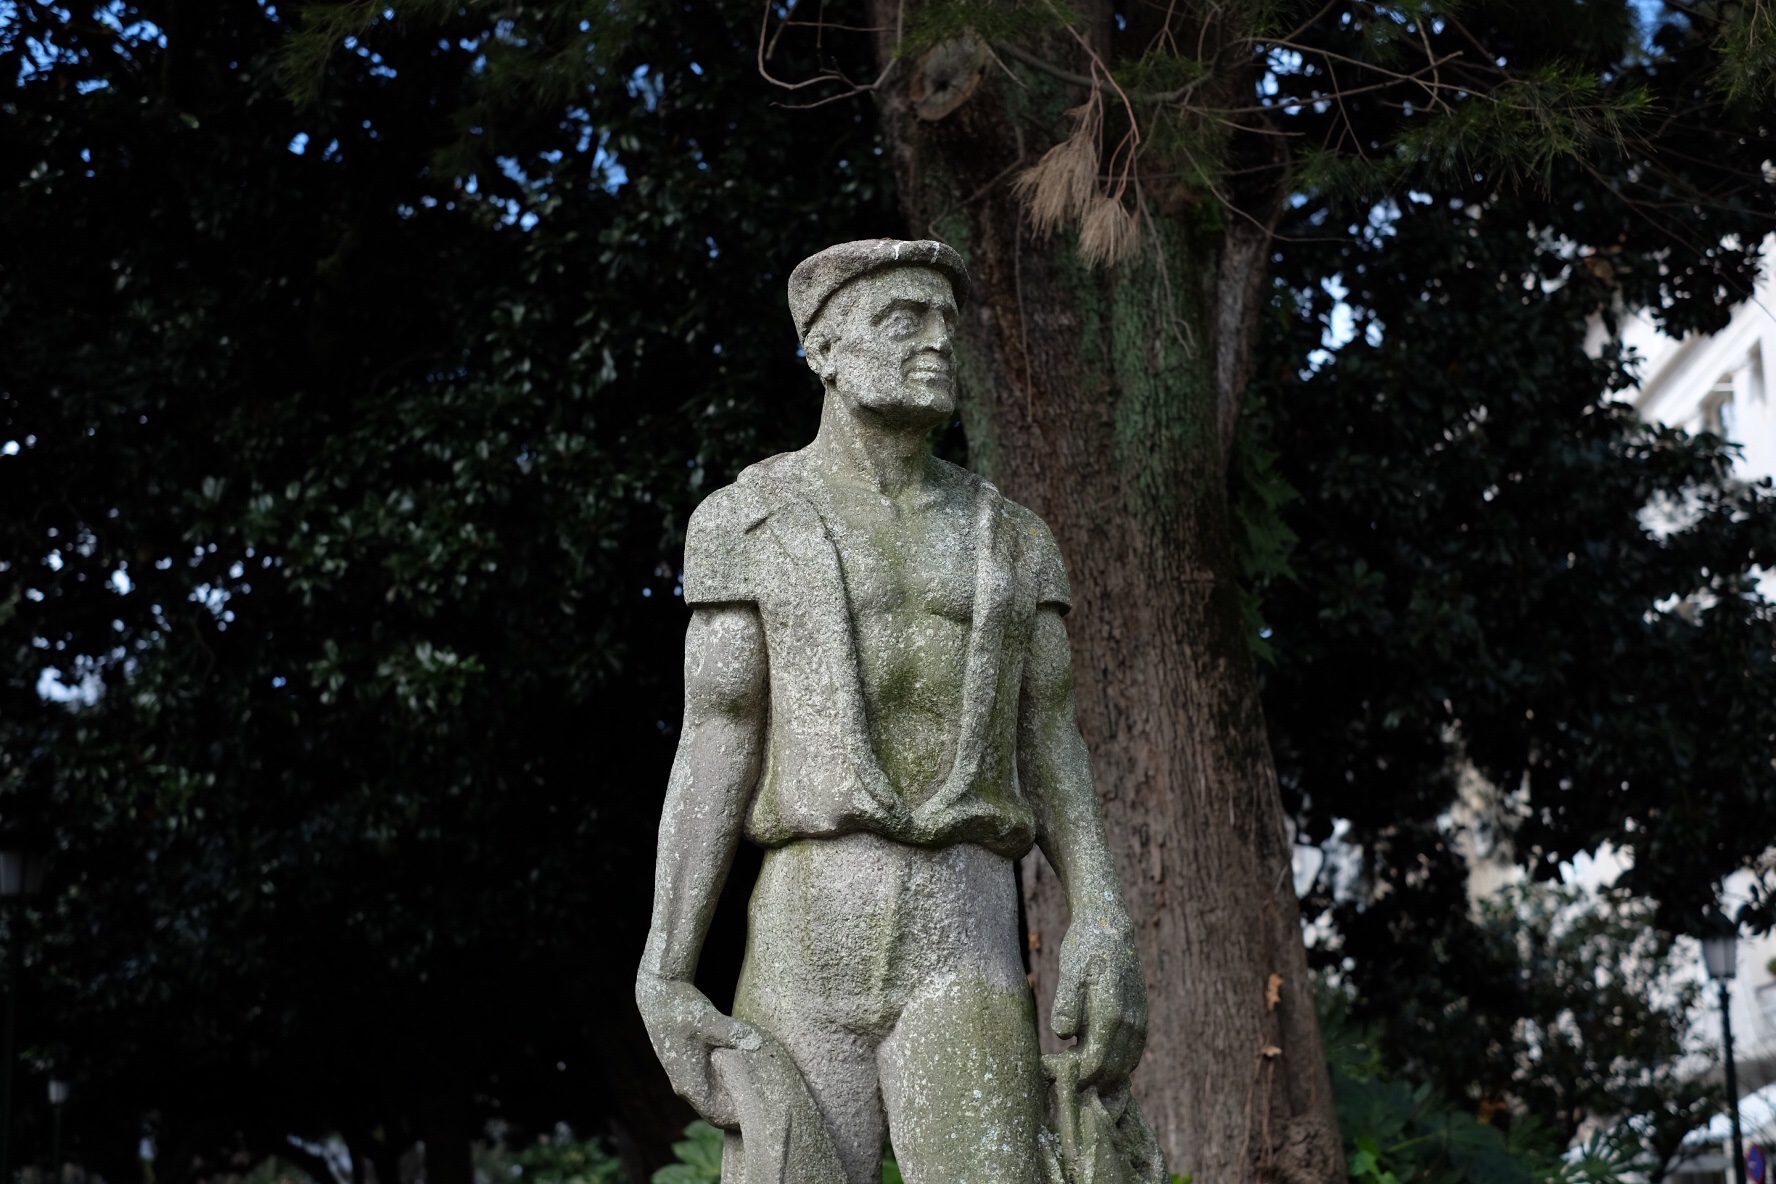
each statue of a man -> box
[637,240,1162,1184]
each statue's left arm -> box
[634,602,770,1127]
[1018,604,1150,1088]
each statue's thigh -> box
[878,983,1045,1184]
[731,983,888,1184]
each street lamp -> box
[1705,930,1748,1184]
[0,847,44,1184]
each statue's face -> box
[808,267,958,429]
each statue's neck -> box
[809,391,934,497]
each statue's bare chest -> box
[821,492,977,623]
[817,487,980,798]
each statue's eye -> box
[883,309,918,336]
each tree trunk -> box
[867,8,1341,1182]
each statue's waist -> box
[744,768,1035,860]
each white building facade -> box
[1614,240,1776,1183]
[1616,238,1776,481]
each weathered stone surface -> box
[786,238,969,340]
[637,240,1166,1184]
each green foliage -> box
[1347,1139,1398,1184]
[1327,992,1671,1184]
[1261,95,1768,1153]
[1290,52,1655,203]
[514,1132,627,1184]
[968,0,1770,290]
[1,0,894,1176]
[1262,151,1776,937]
[7,0,1776,1178]
[284,1,643,178]
[1317,880,1716,1179]
[649,1122,722,1184]
[1716,0,1776,106]
[231,1157,324,1184]
[1391,68,1652,191]
[1326,935,1695,1184]
[900,0,1076,55]
[1113,52,1212,98]
[284,0,633,98]
[1327,995,1557,1184]
[281,0,464,105]
[647,1123,913,1183]
[1228,393,1300,664]
[1471,885,1715,1170]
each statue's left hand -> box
[1051,911,1148,1088]
[635,969,761,1129]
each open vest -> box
[681,450,1071,859]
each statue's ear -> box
[803,330,836,381]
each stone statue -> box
[636,239,1167,1184]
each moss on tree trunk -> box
[868,9,1341,1181]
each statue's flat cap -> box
[788,239,970,340]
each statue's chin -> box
[852,381,954,430]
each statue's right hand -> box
[635,970,760,1128]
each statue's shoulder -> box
[930,460,1074,614]
[1000,497,1073,614]
[682,458,793,606]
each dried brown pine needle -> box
[1012,99,1141,267]
[1012,103,1101,238]
[1077,194,1140,267]
[1013,131,1096,237]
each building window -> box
[1756,981,1776,1036]
[1701,376,1738,438]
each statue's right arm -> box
[635,601,769,1126]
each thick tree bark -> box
[866,8,1341,1183]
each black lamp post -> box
[1705,931,1748,1184]
[0,848,45,1184]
